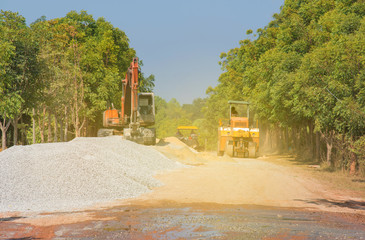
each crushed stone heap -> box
[0,136,183,212]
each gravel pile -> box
[0,136,183,212]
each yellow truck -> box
[217,101,259,158]
[175,126,200,150]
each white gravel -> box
[0,136,184,212]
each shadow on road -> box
[0,216,25,222]
[295,198,365,210]
[352,179,365,183]
[6,238,40,240]
[156,138,170,146]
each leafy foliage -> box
[154,96,192,139]
[204,0,365,174]
[0,10,152,146]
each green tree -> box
[154,96,191,139]
[205,0,365,174]
[0,10,38,148]
[30,11,137,141]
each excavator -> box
[97,57,156,145]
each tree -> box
[1,10,150,146]
[205,0,365,174]
[29,11,137,141]
[154,96,192,139]
[0,10,35,148]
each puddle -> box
[2,204,365,239]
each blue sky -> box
[1,0,284,104]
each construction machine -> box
[217,101,259,157]
[98,57,156,145]
[175,126,201,151]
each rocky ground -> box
[0,136,183,212]
[1,137,364,239]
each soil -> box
[145,137,365,214]
[1,137,364,239]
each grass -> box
[259,154,365,198]
[309,168,365,197]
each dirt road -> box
[141,137,364,213]
[138,158,326,208]
[1,137,364,239]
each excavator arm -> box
[99,57,156,145]
[121,57,139,125]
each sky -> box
[1,0,284,104]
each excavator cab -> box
[137,93,155,126]
[217,101,259,158]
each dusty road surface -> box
[142,138,365,213]
[1,137,364,239]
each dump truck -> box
[175,126,200,150]
[217,101,259,157]
[97,57,156,145]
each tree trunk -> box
[60,118,64,142]
[326,141,333,166]
[75,104,79,138]
[306,124,311,152]
[38,116,44,143]
[349,148,357,175]
[84,118,88,137]
[73,35,79,138]
[48,111,52,143]
[0,112,11,149]
[270,128,274,151]
[64,106,68,142]
[292,127,298,152]
[298,126,302,150]
[276,127,282,154]
[64,121,68,142]
[1,129,6,150]
[301,126,306,149]
[54,115,58,142]
[284,127,289,153]
[341,134,346,171]
[309,122,314,159]
[39,107,46,143]
[32,108,36,144]
[316,131,320,162]
[77,117,86,138]
[263,123,270,153]
[39,116,44,143]
[324,130,334,166]
[19,115,23,145]
[12,114,19,146]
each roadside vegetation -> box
[0,10,154,147]
[201,0,365,176]
[157,0,365,177]
[1,0,365,177]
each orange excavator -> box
[97,57,156,145]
